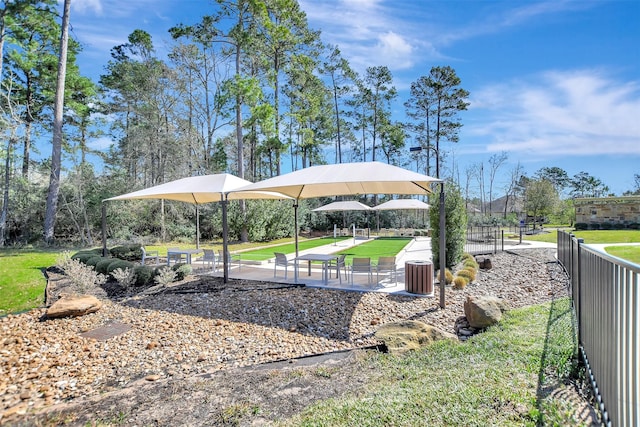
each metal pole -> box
[439,182,446,309]
[294,200,299,284]
[222,195,229,283]
[101,203,107,257]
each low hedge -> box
[95,258,115,275]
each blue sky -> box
[66,0,639,195]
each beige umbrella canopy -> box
[103,173,289,282]
[232,161,441,256]
[312,201,372,212]
[373,199,430,210]
[235,161,439,200]
[105,174,285,204]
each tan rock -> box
[374,320,457,354]
[464,295,509,329]
[46,295,102,319]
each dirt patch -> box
[11,349,380,426]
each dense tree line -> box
[0,1,633,247]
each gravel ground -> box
[1,248,570,423]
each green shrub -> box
[72,252,98,265]
[574,223,588,230]
[171,263,192,281]
[110,244,143,262]
[107,259,135,275]
[133,265,154,287]
[430,181,468,269]
[95,258,114,275]
[437,269,454,284]
[452,275,468,290]
[85,256,104,267]
[463,258,479,270]
[456,267,476,282]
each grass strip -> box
[605,245,640,264]
[335,237,413,265]
[280,298,581,427]
[0,249,59,315]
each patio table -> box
[294,254,339,284]
[167,248,202,265]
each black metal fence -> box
[558,230,640,427]
[465,226,503,254]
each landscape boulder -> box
[374,320,457,354]
[476,257,492,270]
[463,295,509,329]
[46,295,102,319]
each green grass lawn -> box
[281,298,580,426]
[0,249,60,315]
[335,237,413,265]
[232,237,351,261]
[605,245,640,264]
[521,229,640,245]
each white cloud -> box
[468,69,640,157]
[88,136,115,151]
[68,0,103,15]
[299,0,426,73]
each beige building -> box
[574,196,640,229]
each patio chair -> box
[200,248,217,272]
[167,247,185,265]
[218,250,241,271]
[376,256,397,285]
[328,254,347,283]
[141,247,159,266]
[350,257,372,285]
[273,252,293,279]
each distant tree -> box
[535,166,570,196]
[487,152,507,216]
[503,162,524,219]
[405,66,469,178]
[570,171,609,198]
[43,0,71,243]
[320,45,355,164]
[622,173,640,196]
[525,179,558,229]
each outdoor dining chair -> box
[350,257,372,285]
[328,254,347,283]
[273,252,293,279]
[376,256,397,285]
[201,249,217,272]
[141,247,159,266]
[218,250,241,271]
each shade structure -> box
[233,162,440,200]
[373,199,430,211]
[102,173,289,282]
[312,201,372,212]
[105,174,286,204]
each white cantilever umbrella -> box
[312,201,372,211]
[373,199,430,210]
[103,173,289,282]
[232,162,446,307]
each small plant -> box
[437,268,454,284]
[111,267,137,288]
[133,265,154,287]
[452,275,468,290]
[56,251,107,294]
[155,266,177,286]
[456,267,477,282]
[463,258,479,270]
[171,263,192,281]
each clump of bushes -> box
[171,263,192,281]
[56,251,107,294]
[109,244,143,261]
[452,275,468,290]
[452,253,480,290]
